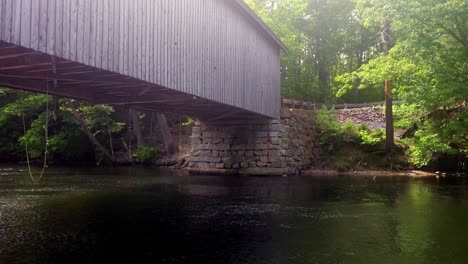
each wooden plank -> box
[1,0,10,41]
[127,0,134,76]
[141,0,147,81]
[138,86,151,96]
[38,0,48,52]
[11,0,21,44]
[102,0,109,69]
[154,0,162,84]
[98,98,192,106]
[118,0,125,73]
[76,0,85,63]
[46,0,56,54]
[0,77,92,100]
[0,54,50,69]
[20,0,31,46]
[111,0,119,72]
[93,92,192,105]
[95,0,103,68]
[135,0,141,80]
[148,0,154,83]
[54,0,63,56]
[88,0,96,67]
[69,0,79,61]
[81,0,90,64]
[62,0,70,58]
[0,51,38,60]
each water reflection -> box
[0,165,467,263]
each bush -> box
[133,146,162,165]
[315,108,383,150]
[315,108,390,170]
[359,128,385,146]
[315,108,360,149]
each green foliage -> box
[64,103,125,134]
[404,108,468,167]
[315,108,383,150]
[0,89,128,163]
[246,0,381,103]
[333,0,468,169]
[20,112,48,159]
[314,108,406,170]
[133,146,162,165]
[0,0,465,170]
[0,94,49,126]
[393,104,422,129]
[182,117,195,126]
[359,129,385,146]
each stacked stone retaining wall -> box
[188,109,319,176]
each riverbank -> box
[185,166,451,178]
[303,169,439,178]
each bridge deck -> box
[0,0,284,120]
[0,41,267,121]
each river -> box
[0,165,467,263]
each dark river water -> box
[0,165,468,264]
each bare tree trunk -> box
[130,108,144,147]
[382,21,394,151]
[108,124,115,159]
[68,100,115,163]
[156,113,174,154]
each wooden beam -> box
[0,46,29,56]
[0,80,91,101]
[93,95,192,105]
[0,73,128,86]
[0,52,40,61]
[0,62,53,71]
[61,70,101,76]
[138,86,152,96]
[0,76,94,101]
[207,109,243,122]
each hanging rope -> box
[22,79,50,183]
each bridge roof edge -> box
[232,0,289,53]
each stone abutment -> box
[187,110,319,176]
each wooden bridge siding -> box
[0,0,281,118]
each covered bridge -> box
[0,0,286,120]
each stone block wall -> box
[188,109,319,175]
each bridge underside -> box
[0,42,268,121]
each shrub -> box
[133,146,162,165]
[359,128,385,146]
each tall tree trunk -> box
[130,108,144,147]
[382,21,394,151]
[108,125,115,159]
[68,100,115,163]
[156,113,174,154]
[384,80,394,150]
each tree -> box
[246,0,381,103]
[335,0,467,166]
[67,100,119,163]
[381,21,394,150]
